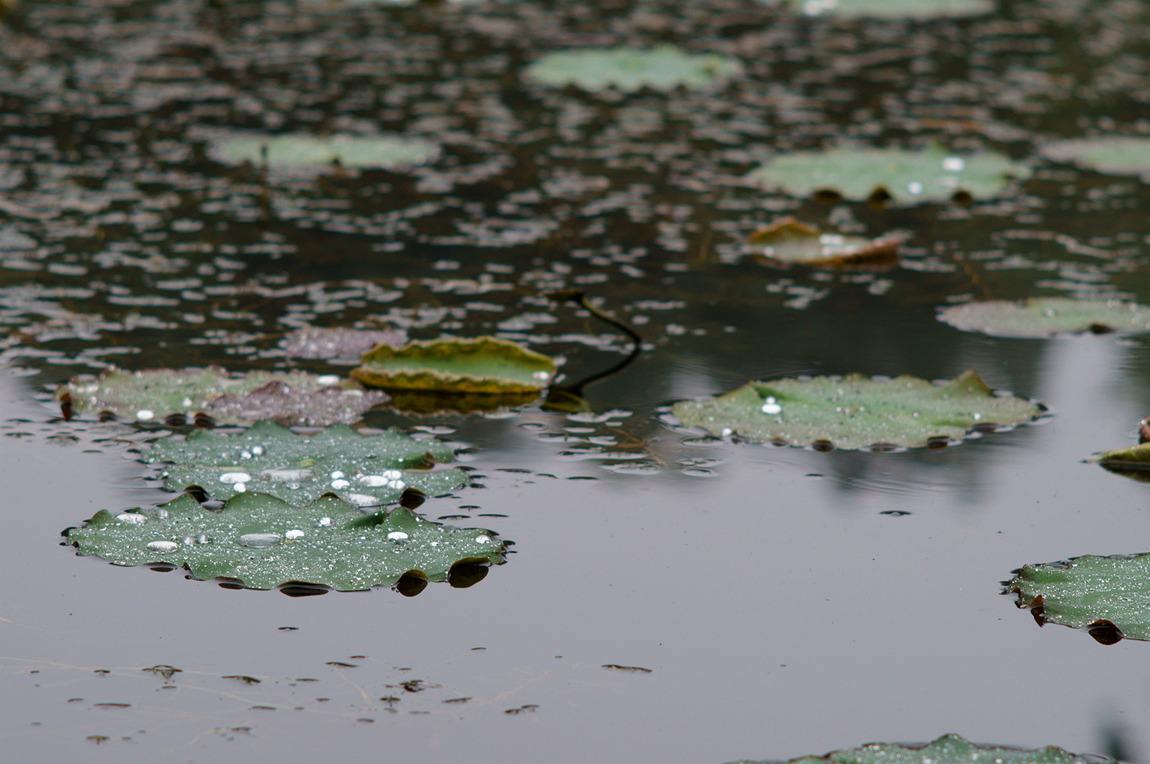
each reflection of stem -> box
[544,291,642,406]
[947,247,993,300]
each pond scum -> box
[1,0,1150,760]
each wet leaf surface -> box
[1041,137,1150,179]
[1096,442,1150,479]
[211,134,439,172]
[66,492,505,592]
[1007,553,1150,644]
[282,327,408,361]
[149,421,465,508]
[59,368,386,426]
[672,370,1040,450]
[746,146,1029,202]
[748,218,901,267]
[938,298,1150,338]
[353,337,556,394]
[523,46,743,92]
[732,734,1111,763]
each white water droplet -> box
[532,371,551,380]
[346,493,381,508]
[240,450,252,460]
[251,446,264,456]
[475,535,491,544]
[284,529,305,540]
[238,532,283,548]
[234,482,247,493]
[317,516,333,527]
[357,475,388,487]
[942,156,965,172]
[387,531,409,541]
[317,375,340,386]
[115,512,147,525]
[760,396,782,415]
[330,478,350,490]
[907,181,924,195]
[136,409,155,421]
[330,471,345,480]
[263,468,313,482]
[219,472,252,484]
[146,540,178,553]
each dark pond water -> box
[2,0,1150,760]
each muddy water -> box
[2,0,1150,760]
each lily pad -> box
[523,46,743,93]
[783,0,995,19]
[748,217,901,267]
[352,337,557,394]
[732,734,1110,764]
[1007,553,1150,644]
[671,370,1039,450]
[1041,137,1150,179]
[282,327,408,361]
[1095,442,1150,480]
[938,298,1150,338]
[59,368,387,426]
[746,146,1029,202]
[149,421,466,508]
[65,493,505,592]
[212,134,439,171]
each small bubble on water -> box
[239,532,283,548]
[146,540,178,553]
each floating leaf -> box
[523,46,743,93]
[212,134,438,171]
[746,146,1029,202]
[149,422,466,508]
[1096,442,1150,480]
[282,327,408,361]
[782,0,994,19]
[59,368,386,426]
[747,218,901,267]
[939,298,1150,338]
[731,734,1109,764]
[352,337,556,394]
[1041,137,1150,179]
[672,370,1039,450]
[1007,554,1150,644]
[65,493,505,592]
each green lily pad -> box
[672,370,1040,450]
[1095,442,1150,480]
[65,493,505,592]
[746,146,1029,202]
[523,46,743,93]
[1007,553,1150,644]
[748,217,901,267]
[731,734,1110,764]
[59,367,387,426]
[149,421,466,508]
[781,0,994,19]
[1041,137,1150,179]
[939,298,1150,338]
[352,337,557,394]
[212,134,438,171]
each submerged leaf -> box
[1041,137,1150,179]
[282,327,408,361]
[782,0,994,19]
[672,370,1039,450]
[747,218,901,267]
[1007,554,1150,644]
[939,298,1150,338]
[746,146,1029,202]
[212,134,438,171]
[59,368,386,426]
[352,336,556,394]
[523,46,743,93]
[149,421,466,508]
[66,493,505,592]
[732,733,1109,763]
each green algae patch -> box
[747,146,1029,202]
[212,134,438,171]
[352,337,556,394]
[939,298,1150,338]
[58,367,386,426]
[672,370,1040,450]
[1041,137,1150,179]
[1007,554,1150,644]
[523,46,743,93]
[149,421,465,508]
[65,493,505,592]
[783,0,994,19]
[730,733,1110,764]
[748,217,901,267]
